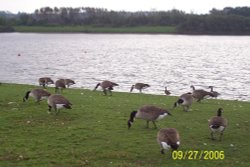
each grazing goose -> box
[64,79,75,88]
[208,86,220,98]
[157,128,180,154]
[173,92,193,112]
[209,108,228,141]
[190,85,213,102]
[94,80,119,96]
[130,83,150,93]
[55,79,66,93]
[38,77,54,88]
[127,105,172,129]
[47,94,72,115]
[23,88,51,103]
[164,87,171,95]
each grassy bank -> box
[13,25,176,34]
[0,83,250,166]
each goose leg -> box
[103,89,107,96]
[36,98,41,104]
[152,121,157,129]
[146,121,149,128]
[219,132,223,141]
[55,109,60,115]
[211,132,215,140]
[108,87,113,96]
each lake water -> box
[0,33,249,101]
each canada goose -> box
[209,108,228,141]
[208,86,220,98]
[127,105,172,129]
[94,80,119,96]
[164,87,171,95]
[130,83,150,93]
[23,88,51,103]
[190,85,213,102]
[55,79,66,93]
[64,79,75,88]
[157,128,180,154]
[47,94,72,115]
[173,92,193,112]
[38,77,54,88]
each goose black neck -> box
[129,111,137,122]
[210,87,214,92]
[94,83,100,90]
[130,85,135,92]
[217,109,222,116]
[23,91,31,101]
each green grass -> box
[14,25,176,34]
[0,83,249,166]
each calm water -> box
[0,33,250,101]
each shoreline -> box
[12,25,177,34]
[1,25,249,35]
[1,82,249,102]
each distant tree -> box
[1,6,250,34]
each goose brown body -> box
[190,85,213,102]
[128,105,172,129]
[38,77,54,88]
[208,86,220,98]
[174,92,193,112]
[47,94,72,114]
[209,108,228,140]
[94,80,119,95]
[55,79,66,93]
[23,88,51,103]
[64,79,76,88]
[130,83,150,93]
[157,128,180,154]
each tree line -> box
[1,6,250,34]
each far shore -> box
[12,25,177,34]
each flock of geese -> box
[23,77,227,155]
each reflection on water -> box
[0,33,249,101]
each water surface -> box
[0,33,249,101]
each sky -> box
[0,0,250,14]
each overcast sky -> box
[1,0,250,14]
